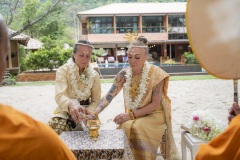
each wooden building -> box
[77,2,189,63]
[8,29,30,74]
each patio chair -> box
[123,56,128,63]
[97,57,104,63]
[107,56,115,63]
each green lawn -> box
[13,75,217,87]
[169,75,216,81]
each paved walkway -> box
[0,79,235,159]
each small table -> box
[181,131,208,160]
[60,129,134,160]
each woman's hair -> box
[137,36,148,45]
[129,36,149,54]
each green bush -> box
[24,47,73,71]
[25,50,48,71]
[45,47,62,70]
[59,48,73,66]
[2,74,16,86]
[19,46,27,72]
[2,79,16,86]
[183,52,199,64]
[164,59,176,64]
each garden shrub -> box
[183,52,199,64]
[164,59,176,64]
[59,48,73,66]
[24,47,72,71]
[2,79,16,86]
[2,74,16,86]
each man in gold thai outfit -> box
[0,14,76,160]
[48,40,101,135]
[89,37,180,160]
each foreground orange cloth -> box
[195,115,240,160]
[0,104,76,160]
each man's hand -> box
[228,102,240,123]
[68,99,94,123]
[68,104,85,123]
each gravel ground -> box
[0,79,236,159]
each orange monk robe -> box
[0,104,76,160]
[195,115,240,160]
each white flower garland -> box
[123,62,151,110]
[68,58,95,101]
[189,110,226,141]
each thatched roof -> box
[8,29,30,46]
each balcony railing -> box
[142,26,167,33]
[116,27,140,33]
[82,26,186,35]
[168,27,186,33]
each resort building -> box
[77,2,189,63]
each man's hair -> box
[72,40,93,62]
[73,40,93,53]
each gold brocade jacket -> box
[53,63,101,119]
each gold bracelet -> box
[92,112,99,120]
[129,112,135,120]
[132,111,136,119]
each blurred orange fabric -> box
[195,115,240,160]
[0,104,76,160]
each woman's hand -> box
[114,113,131,124]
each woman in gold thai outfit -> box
[91,37,180,160]
[48,40,101,135]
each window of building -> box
[89,17,113,34]
[168,15,187,39]
[169,33,188,40]
[168,15,185,27]
[116,16,138,33]
[142,16,163,33]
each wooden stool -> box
[181,131,208,160]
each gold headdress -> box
[124,31,139,43]
[75,42,94,49]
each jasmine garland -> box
[123,62,150,110]
[68,58,95,101]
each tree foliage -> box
[1,0,186,38]
[0,0,65,38]
[1,0,186,72]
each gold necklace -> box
[129,75,141,100]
